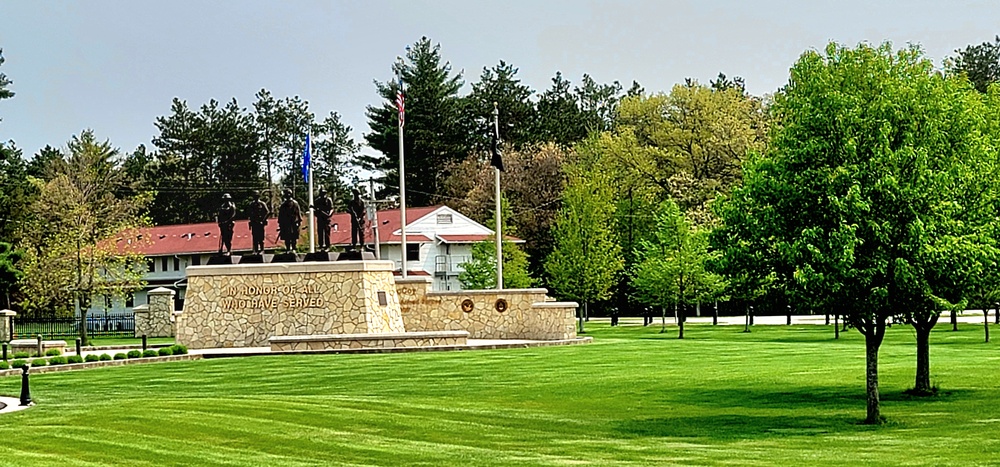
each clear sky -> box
[1,0,998,160]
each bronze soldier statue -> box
[217,193,236,255]
[277,188,301,253]
[348,187,366,249]
[247,190,270,254]
[314,187,334,251]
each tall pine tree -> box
[363,37,471,206]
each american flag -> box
[396,76,405,127]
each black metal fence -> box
[13,313,135,340]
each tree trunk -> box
[984,307,990,343]
[678,304,685,339]
[834,314,840,339]
[863,321,886,424]
[825,313,830,326]
[912,321,933,395]
[743,306,750,333]
[578,302,585,334]
[712,301,718,326]
[951,310,958,331]
[660,306,667,333]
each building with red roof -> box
[97,205,520,314]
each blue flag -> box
[302,134,311,183]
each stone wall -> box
[135,287,175,338]
[396,278,578,340]
[177,261,404,349]
[0,310,14,342]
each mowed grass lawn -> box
[0,322,998,466]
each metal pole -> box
[493,103,502,290]
[398,68,408,279]
[19,366,31,406]
[307,135,315,254]
[75,338,81,357]
[369,179,381,260]
[142,335,147,352]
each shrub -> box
[113,353,127,360]
[48,356,67,365]
[30,358,47,367]
[157,347,173,356]
[45,348,61,357]
[126,350,142,359]
[0,361,8,370]
[99,353,112,361]
[142,349,159,358]
[67,355,84,364]
[12,351,29,359]
[85,354,100,362]
[11,359,27,369]
[169,344,189,355]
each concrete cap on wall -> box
[148,287,176,296]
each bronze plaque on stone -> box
[494,298,508,313]
[461,299,474,313]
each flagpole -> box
[398,67,408,279]
[493,102,502,290]
[307,135,315,254]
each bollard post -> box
[2,343,6,361]
[75,338,82,358]
[19,366,32,406]
[36,334,42,358]
[142,335,147,352]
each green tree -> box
[363,37,471,206]
[613,83,768,225]
[0,241,22,309]
[545,147,623,332]
[442,143,573,282]
[18,131,149,343]
[947,36,1000,93]
[27,145,66,179]
[458,197,534,290]
[716,42,998,423]
[632,199,724,337]
[458,239,533,290]
[0,48,13,111]
[253,90,313,208]
[0,143,34,242]
[465,61,536,150]
[531,72,587,147]
[151,98,264,224]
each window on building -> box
[125,293,134,308]
[436,213,453,224]
[147,258,155,273]
[161,257,168,272]
[104,295,112,310]
[173,256,180,271]
[406,243,420,261]
[191,254,201,266]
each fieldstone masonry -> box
[177,261,404,349]
[396,278,578,340]
[134,287,176,338]
[0,309,15,342]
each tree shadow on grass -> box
[616,414,858,439]
[616,386,979,440]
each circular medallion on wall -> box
[461,299,474,313]
[494,298,508,313]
